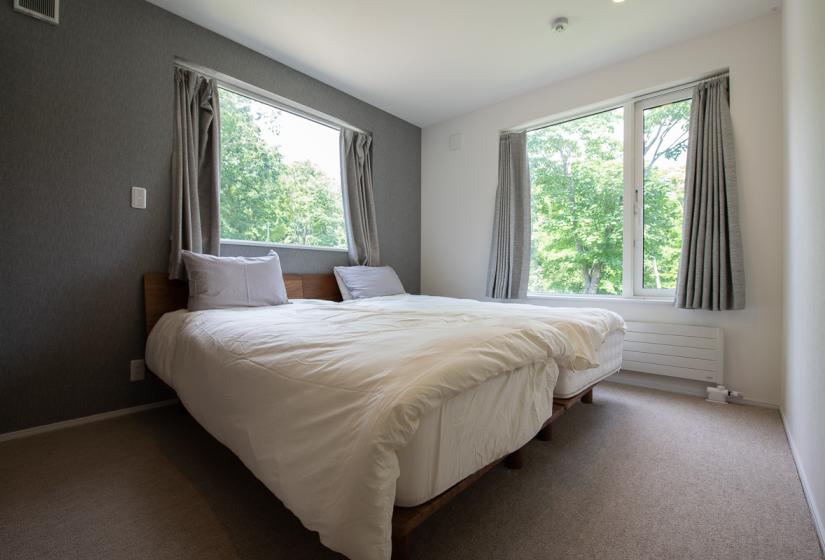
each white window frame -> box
[526,86,694,300]
[632,88,693,297]
[175,59,361,252]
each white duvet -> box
[146,294,624,560]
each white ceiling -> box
[147,0,780,126]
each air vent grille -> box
[14,0,59,25]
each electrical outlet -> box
[130,359,146,381]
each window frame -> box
[216,84,350,251]
[632,88,693,298]
[175,59,362,252]
[525,86,694,300]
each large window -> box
[527,89,691,297]
[219,87,347,250]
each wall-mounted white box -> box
[131,187,147,209]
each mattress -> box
[395,360,557,507]
[554,330,624,398]
[396,329,624,507]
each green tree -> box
[219,90,287,241]
[527,100,691,295]
[528,109,625,295]
[218,89,347,249]
[278,161,347,247]
[641,100,691,289]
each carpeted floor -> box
[0,383,821,560]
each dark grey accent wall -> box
[0,0,421,433]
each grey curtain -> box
[340,129,380,266]
[486,132,531,299]
[168,67,221,279]
[675,77,745,310]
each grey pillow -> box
[333,268,354,300]
[182,251,289,311]
[333,265,405,300]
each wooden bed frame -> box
[142,271,593,560]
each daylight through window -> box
[527,89,691,297]
[219,87,347,250]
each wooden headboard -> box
[143,272,341,336]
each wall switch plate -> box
[131,186,147,209]
[130,359,146,381]
[448,132,462,151]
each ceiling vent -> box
[14,0,59,25]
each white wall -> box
[782,0,825,546]
[421,14,783,405]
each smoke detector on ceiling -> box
[14,0,59,25]
[551,17,569,33]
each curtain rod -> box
[174,58,368,135]
[512,70,729,134]
[632,71,729,104]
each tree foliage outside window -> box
[642,99,691,289]
[527,97,691,296]
[528,109,625,295]
[218,88,347,249]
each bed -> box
[143,272,624,560]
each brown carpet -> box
[0,383,821,560]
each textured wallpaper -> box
[0,0,421,433]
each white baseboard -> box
[0,399,179,443]
[607,370,779,409]
[780,409,825,555]
[727,396,780,410]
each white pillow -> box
[182,251,289,311]
[333,265,405,300]
[333,268,354,300]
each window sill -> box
[220,239,348,253]
[526,293,675,305]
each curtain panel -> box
[486,132,531,299]
[340,129,381,266]
[168,67,221,280]
[675,76,745,310]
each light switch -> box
[131,186,147,209]
[449,133,462,151]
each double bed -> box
[143,272,624,560]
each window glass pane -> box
[219,88,347,249]
[528,108,624,295]
[642,99,691,289]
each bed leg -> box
[537,423,552,441]
[505,448,523,470]
[392,533,411,560]
[581,388,593,404]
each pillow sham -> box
[333,268,354,300]
[333,265,405,300]
[182,251,289,311]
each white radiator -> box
[621,321,723,384]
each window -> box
[528,108,625,296]
[218,87,347,250]
[636,92,692,295]
[527,89,692,297]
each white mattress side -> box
[395,360,558,506]
[554,330,625,398]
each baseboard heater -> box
[621,321,723,384]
